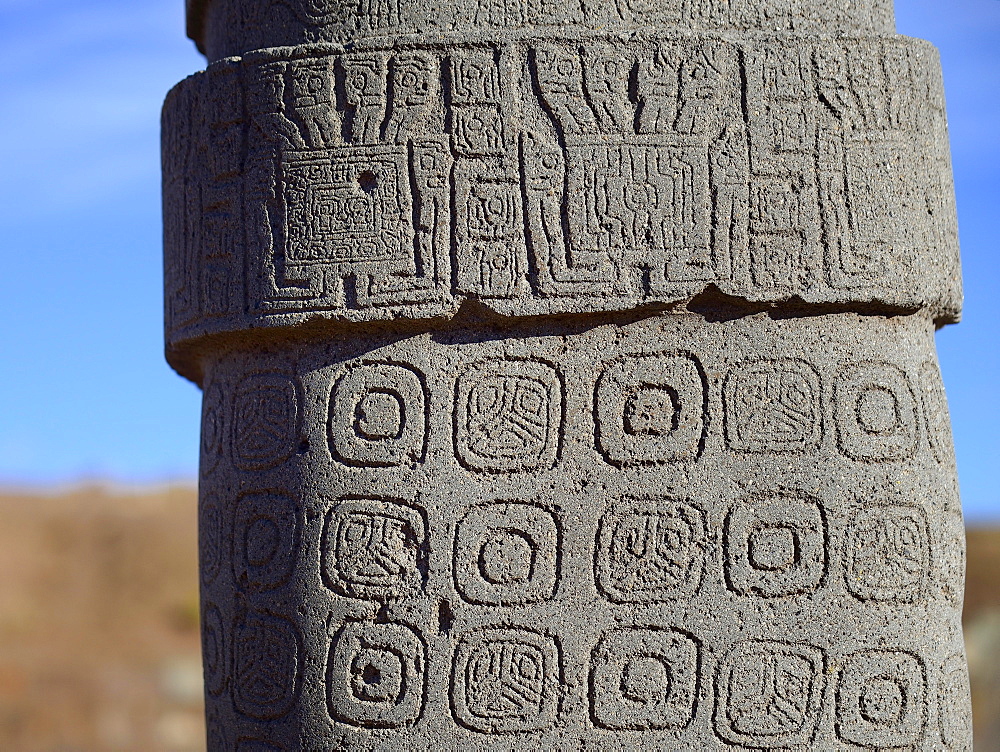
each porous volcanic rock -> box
[163,0,972,747]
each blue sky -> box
[0,0,997,519]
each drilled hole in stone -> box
[438,599,454,634]
[357,170,378,194]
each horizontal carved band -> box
[188,0,896,60]
[163,34,960,351]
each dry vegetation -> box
[0,486,202,751]
[0,486,996,750]
[966,526,1000,749]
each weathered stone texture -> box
[163,34,961,358]
[187,0,897,61]
[163,0,971,748]
[195,313,969,749]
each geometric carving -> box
[845,504,929,603]
[723,359,822,453]
[564,139,713,282]
[454,359,562,473]
[744,42,819,293]
[724,494,828,597]
[451,628,560,733]
[526,40,737,294]
[836,650,927,747]
[329,362,428,467]
[201,382,225,474]
[218,48,458,320]
[164,37,961,346]
[595,352,707,466]
[919,360,955,464]
[199,492,223,587]
[321,497,428,600]
[327,621,427,729]
[232,373,300,471]
[714,640,825,747]
[835,362,919,462]
[595,497,706,603]
[282,147,411,264]
[454,502,560,606]
[202,604,227,697]
[939,654,973,749]
[232,491,300,594]
[188,0,909,62]
[454,167,526,299]
[590,627,700,730]
[635,43,679,135]
[232,611,301,721]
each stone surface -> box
[186,0,898,62]
[194,312,970,749]
[163,34,961,364]
[162,0,972,748]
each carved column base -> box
[196,311,970,750]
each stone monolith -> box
[163,0,973,747]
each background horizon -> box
[1,0,997,519]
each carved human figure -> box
[246,63,304,150]
[385,53,435,143]
[342,55,386,144]
[287,61,340,148]
[582,46,632,133]
[533,45,597,135]
[675,43,731,136]
[638,45,679,134]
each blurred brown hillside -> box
[0,486,997,751]
[0,487,202,751]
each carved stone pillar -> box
[164,0,972,748]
